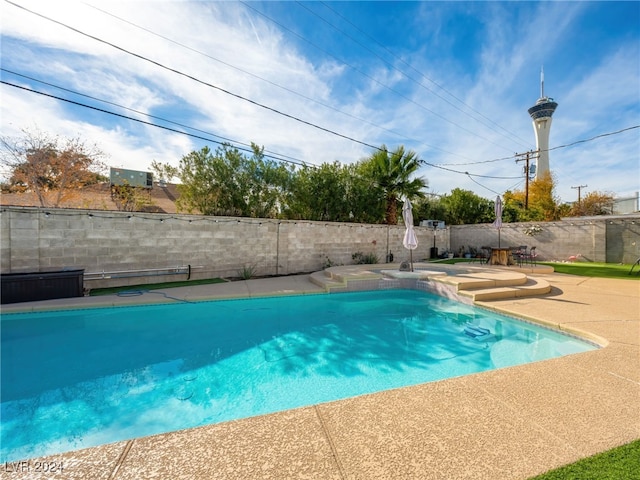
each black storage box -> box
[1,270,84,304]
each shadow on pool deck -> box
[1,265,638,480]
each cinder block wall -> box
[449,222,605,261]
[1,207,637,290]
[450,217,639,263]
[0,207,450,288]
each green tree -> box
[150,160,178,184]
[361,145,427,224]
[172,146,224,215]
[239,145,293,218]
[110,180,153,212]
[0,127,106,207]
[502,190,525,222]
[413,195,447,224]
[283,162,382,222]
[170,143,290,217]
[440,188,494,225]
[350,162,386,223]
[289,162,349,221]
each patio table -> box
[489,247,514,266]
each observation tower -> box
[527,68,558,179]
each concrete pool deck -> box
[1,265,639,479]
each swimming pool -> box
[0,289,596,462]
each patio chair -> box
[522,246,537,266]
[510,246,523,267]
[479,246,491,264]
[629,257,640,276]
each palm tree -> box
[365,145,427,224]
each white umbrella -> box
[492,196,503,248]
[402,199,418,271]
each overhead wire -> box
[83,2,467,162]
[80,2,638,176]
[5,0,383,152]
[308,1,532,148]
[3,76,635,182]
[1,68,310,168]
[547,126,639,152]
[466,174,503,196]
[240,1,521,154]
[1,78,520,180]
[0,80,313,168]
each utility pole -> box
[515,151,536,209]
[571,185,587,204]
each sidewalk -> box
[1,271,638,480]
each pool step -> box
[310,265,551,302]
[309,270,350,291]
[459,277,551,302]
[432,272,528,290]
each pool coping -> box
[1,265,639,479]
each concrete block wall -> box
[606,219,640,263]
[2,207,636,291]
[0,207,450,289]
[450,216,639,264]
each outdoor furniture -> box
[630,257,640,276]
[478,246,491,264]
[490,247,513,266]
[510,246,522,266]
[517,246,528,266]
[522,246,537,266]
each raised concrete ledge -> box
[311,263,551,302]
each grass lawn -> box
[529,439,640,480]
[540,261,640,280]
[89,277,227,296]
[432,258,639,280]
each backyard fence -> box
[1,206,638,290]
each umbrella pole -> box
[498,229,501,248]
[410,250,413,272]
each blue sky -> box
[1,1,639,204]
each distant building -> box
[528,68,558,180]
[110,168,153,189]
[613,192,639,214]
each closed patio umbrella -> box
[493,196,503,248]
[402,199,418,271]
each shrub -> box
[352,251,380,264]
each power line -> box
[5,78,634,184]
[466,174,503,196]
[0,80,314,169]
[72,4,640,167]
[1,68,310,168]
[83,2,468,162]
[240,1,520,154]
[5,0,383,152]
[310,1,532,148]
[547,126,639,152]
[432,125,640,168]
[571,184,588,204]
[2,79,521,181]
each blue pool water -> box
[1,289,596,462]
